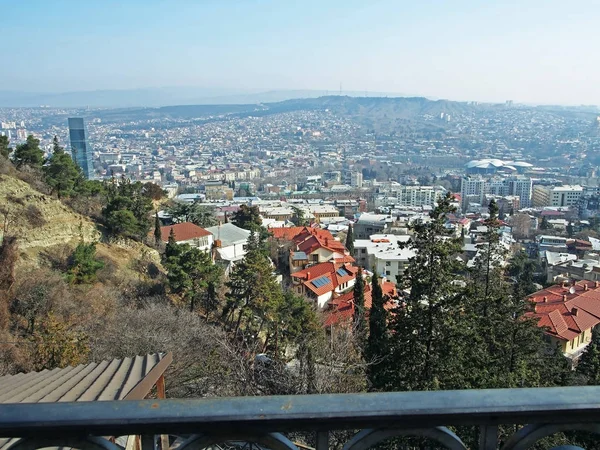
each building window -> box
[386,270,391,276]
[361,249,366,254]
[385,261,391,267]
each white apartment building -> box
[461,176,533,210]
[532,185,584,207]
[396,185,435,207]
[353,234,414,282]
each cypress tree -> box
[352,267,367,347]
[345,224,354,256]
[154,212,162,246]
[366,270,388,390]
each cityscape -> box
[2,1,600,449]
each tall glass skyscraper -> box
[68,117,93,179]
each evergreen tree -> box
[13,135,44,169]
[577,328,600,384]
[164,243,222,314]
[540,216,551,230]
[65,242,105,284]
[567,222,575,238]
[43,136,83,199]
[352,267,367,348]
[165,228,180,259]
[385,193,467,391]
[0,135,12,159]
[465,200,572,390]
[366,270,388,389]
[345,224,355,255]
[102,176,153,240]
[223,231,283,353]
[231,204,263,232]
[154,212,162,246]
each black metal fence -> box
[1,386,599,450]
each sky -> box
[2,0,600,105]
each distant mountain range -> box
[0,87,413,108]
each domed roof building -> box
[466,158,533,174]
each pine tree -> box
[44,136,83,198]
[223,231,283,354]
[13,135,44,169]
[0,135,12,159]
[154,212,162,246]
[165,228,181,259]
[352,267,367,348]
[345,224,355,256]
[577,328,600,384]
[465,200,572,390]
[540,216,551,230]
[366,270,388,390]
[385,193,467,391]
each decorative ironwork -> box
[2,387,600,450]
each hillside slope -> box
[0,175,100,251]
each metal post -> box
[479,425,498,450]
[316,431,328,450]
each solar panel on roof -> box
[312,276,329,288]
[336,268,349,277]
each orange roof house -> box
[527,280,600,359]
[156,222,213,251]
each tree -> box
[0,135,12,159]
[291,206,309,227]
[385,193,467,391]
[352,267,367,348]
[29,313,89,370]
[102,177,153,240]
[223,231,282,354]
[164,243,223,316]
[12,135,44,169]
[540,216,551,230]
[577,328,600,385]
[141,182,166,201]
[567,222,575,238]
[154,212,162,246]
[43,136,83,199]
[345,224,355,255]
[231,205,263,232]
[167,201,218,228]
[65,242,105,284]
[366,270,388,390]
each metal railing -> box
[2,386,600,450]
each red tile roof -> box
[526,280,600,341]
[292,262,358,297]
[323,280,397,327]
[159,222,211,242]
[293,228,347,254]
[269,226,308,240]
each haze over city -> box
[3,0,600,105]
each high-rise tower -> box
[68,117,93,179]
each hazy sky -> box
[3,0,599,104]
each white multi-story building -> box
[461,176,533,210]
[508,177,533,208]
[353,234,414,282]
[396,185,435,207]
[532,185,583,207]
[460,176,486,210]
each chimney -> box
[572,308,578,316]
[307,271,310,279]
[585,284,589,291]
[543,296,548,303]
[563,294,568,302]
[596,281,599,288]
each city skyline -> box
[2,0,600,106]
